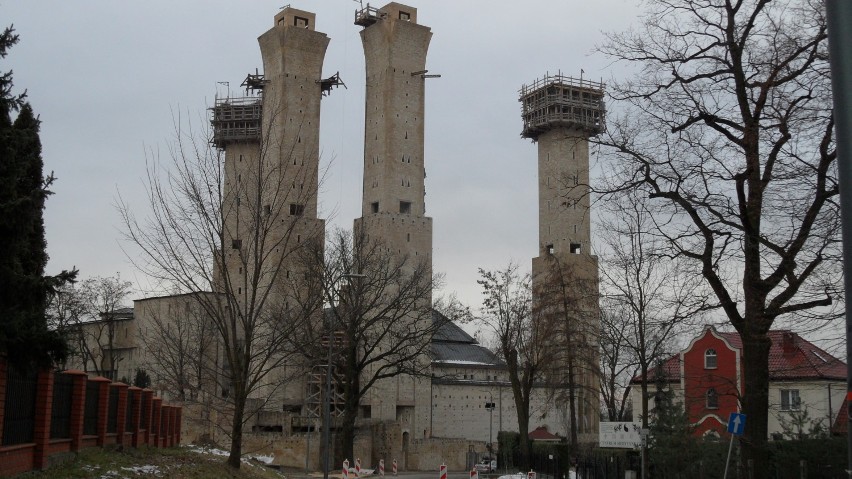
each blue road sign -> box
[727,412,746,435]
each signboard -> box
[599,422,643,449]
[727,412,746,435]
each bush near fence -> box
[0,357,182,477]
[497,431,848,479]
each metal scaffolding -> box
[519,73,606,140]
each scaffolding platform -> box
[354,4,386,27]
[210,96,262,148]
[519,73,606,139]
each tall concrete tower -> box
[210,7,331,408]
[354,1,433,439]
[519,73,605,442]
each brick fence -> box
[0,357,181,477]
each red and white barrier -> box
[343,459,350,479]
[527,470,536,479]
[393,459,398,476]
[440,463,448,479]
[355,458,362,478]
[470,469,480,479]
[379,459,385,477]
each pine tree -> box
[0,25,75,367]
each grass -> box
[27,446,289,479]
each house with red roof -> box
[630,326,846,438]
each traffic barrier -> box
[470,468,479,479]
[528,470,536,479]
[440,463,448,479]
[356,458,362,478]
[393,459,398,476]
[379,459,385,477]
[343,459,350,479]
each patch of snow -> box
[189,445,230,457]
[99,470,123,479]
[122,465,162,476]
[252,454,275,464]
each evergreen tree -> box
[646,362,701,478]
[0,25,75,367]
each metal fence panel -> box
[107,386,119,434]
[1,365,38,446]
[83,381,100,436]
[49,373,73,439]
[125,391,136,432]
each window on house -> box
[706,388,718,409]
[705,349,717,369]
[264,204,271,215]
[290,204,305,216]
[570,243,581,254]
[232,239,242,250]
[546,244,554,255]
[399,11,411,20]
[781,389,801,411]
[371,202,379,214]
[400,201,411,214]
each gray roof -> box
[431,310,503,367]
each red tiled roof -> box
[631,329,846,383]
[717,330,846,381]
[528,426,560,441]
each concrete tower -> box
[354,1,433,437]
[210,7,330,409]
[520,73,605,442]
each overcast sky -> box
[4,1,639,311]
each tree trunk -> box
[228,395,245,469]
[340,389,358,467]
[567,356,578,451]
[739,332,771,479]
[640,363,649,479]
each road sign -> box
[727,412,746,435]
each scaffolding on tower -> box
[519,72,606,140]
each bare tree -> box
[598,300,636,422]
[294,226,441,463]
[477,263,551,470]
[534,255,599,452]
[136,293,218,402]
[595,0,839,474]
[119,110,320,468]
[598,193,709,431]
[60,275,133,379]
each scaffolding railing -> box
[210,96,262,148]
[519,73,606,139]
[355,4,386,27]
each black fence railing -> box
[2,365,38,446]
[141,393,150,429]
[49,372,73,439]
[106,386,119,433]
[125,391,136,432]
[83,381,99,436]
[575,452,631,479]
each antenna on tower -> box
[280,4,291,10]
[354,0,364,9]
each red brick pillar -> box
[175,407,182,445]
[63,370,88,452]
[151,398,162,448]
[113,383,129,446]
[0,357,7,446]
[141,390,154,446]
[128,387,142,447]
[32,368,55,470]
[90,376,111,447]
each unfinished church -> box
[102,3,602,470]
